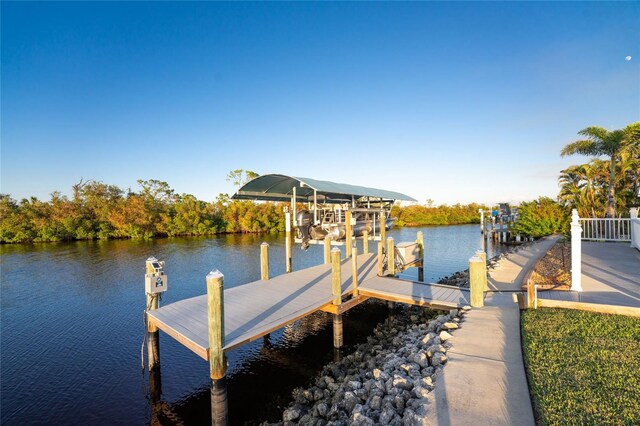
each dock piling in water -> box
[260,243,269,281]
[206,269,228,425]
[416,231,424,282]
[330,248,343,349]
[210,377,228,426]
[285,212,292,273]
[145,259,161,372]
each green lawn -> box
[521,308,640,425]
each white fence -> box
[579,218,631,242]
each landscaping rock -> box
[276,303,464,424]
[439,331,453,342]
[442,322,459,330]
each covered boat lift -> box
[232,173,416,229]
[232,173,417,267]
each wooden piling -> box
[149,366,162,405]
[345,210,353,258]
[206,269,228,425]
[485,225,490,251]
[210,376,228,426]
[333,314,343,349]
[386,237,395,276]
[331,248,342,306]
[285,212,292,273]
[147,328,160,372]
[416,231,424,282]
[206,270,227,380]
[352,246,359,298]
[324,236,331,264]
[145,260,160,371]
[475,249,488,290]
[377,242,384,276]
[527,277,535,308]
[363,230,369,254]
[260,242,269,281]
[331,248,343,349]
[469,256,485,307]
[380,210,386,244]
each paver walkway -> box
[426,236,559,425]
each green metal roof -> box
[231,174,416,203]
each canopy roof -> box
[232,174,416,203]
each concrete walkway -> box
[426,236,559,425]
[579,242,640,307]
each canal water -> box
[1,224,501,425]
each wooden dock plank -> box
[359,277,469,309]
[147,253,469,359]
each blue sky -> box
[2,2,638,205]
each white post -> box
[631,207,639,249]
[479,209,484,234]
[571,209,582,291]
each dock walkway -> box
[148,253,469,360]
[426,236,558,425]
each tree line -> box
[0,178,488,244]
[4,120,637,244]
[0,179,286,243]
[391,203,486,227]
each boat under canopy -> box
[232,174,416,248]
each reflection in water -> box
[1,224,503,425]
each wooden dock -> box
[148,253,469,360]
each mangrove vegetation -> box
[0,179,487,244]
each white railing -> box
[579,218,631,242]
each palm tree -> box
[561,123,639,217]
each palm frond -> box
[577,126,609,142]
[560,139,601,157]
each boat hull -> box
[309,218,395,241]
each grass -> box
[521,308,640,425]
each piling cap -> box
[261,242,269,246]
[146,256,158,262]
[331,247,340,252]
[469,255,483,263]
[207,269,224,280]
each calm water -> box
[1,224,501,425]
